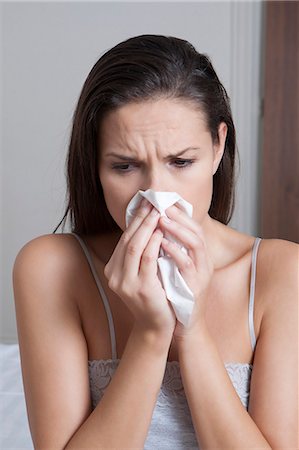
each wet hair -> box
[53,34,238,235]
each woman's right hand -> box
[104,198,176,337]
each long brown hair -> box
[53,34,238,235]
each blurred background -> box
[0,1,298,345]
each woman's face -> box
[98,98,227,231]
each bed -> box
[0,344,33,449]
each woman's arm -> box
[13,235,172,450]
[176,239,298,449]
[177,326,272,449]
[65,325,171,449]
[158,203,298,449]
[14,199,176,449]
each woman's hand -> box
[104,199,176,337]
[158,204,214,339]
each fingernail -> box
[162,216,171,223]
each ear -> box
[212,122,228,175]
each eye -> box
[172,158,195,169]
[111,163,137,172]
[111,158,195,173]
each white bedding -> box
[0,344,33,449]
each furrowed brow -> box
[105,147,201,161]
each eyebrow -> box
[104,147,201,161]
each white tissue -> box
[125,189,195,327]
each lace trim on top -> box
[88,359,252,410]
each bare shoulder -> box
[13,233,90,300]
[257,238,298,313]
[258,237,298,272]
[14,232,84,275]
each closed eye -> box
[111,159,195,173]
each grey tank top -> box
[72,233,262,449]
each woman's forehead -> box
[97,105,212,161]
[99,99,208,140]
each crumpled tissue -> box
[125,189,195,327]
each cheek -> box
[103,189,128,231]
[100,171,136,231]
[182,168,214,223]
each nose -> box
[142,170,170,192]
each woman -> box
[13,34,298,449]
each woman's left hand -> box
[158,203,214,339]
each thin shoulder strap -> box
[71,233,117,360]
[249,237,262,352]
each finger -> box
[104,198,152,278]
[139,228,164,280]
[159,205,207,267]
[123,206,161,278]
[159,215,198,250]
[161,237,195,271]
[161,236,213,298]
[160,237,197,292]
[163,204,205,243]
[121,198,153,247]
